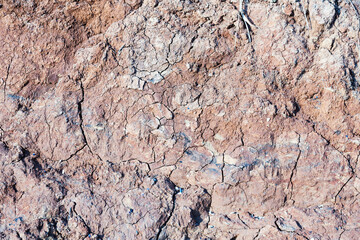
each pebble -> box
[152,177,157,184]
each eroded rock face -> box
[1,0,360,239]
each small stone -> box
[309,0,336,28]
[320,37,334,51]
[283,4,293,16]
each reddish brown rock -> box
[1,0,360,239]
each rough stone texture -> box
[0,0,360,239]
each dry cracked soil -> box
[0,0,360,239]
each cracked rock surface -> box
[1,0,360,239]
